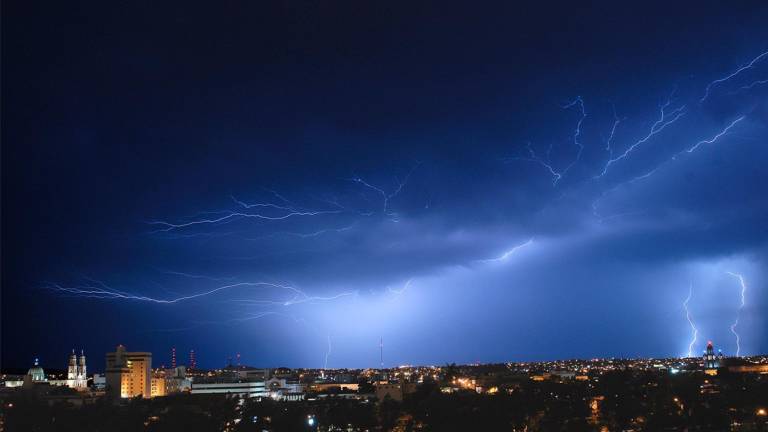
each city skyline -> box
[5,340,766,431]
[8,338,766,375]
[3,1,768,371]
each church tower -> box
[67,349,87,388]
[703,341,719,369]
[77,350,87,384]
[67,350,78,381]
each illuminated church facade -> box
[67,350,88,389]
[6,351,88,390]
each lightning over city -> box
[727,272,749,357]
[683,283,699,358]
[323,334,332,371]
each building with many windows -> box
[150,373,166,397]
[163,366,192,394]
[105,345,152,398]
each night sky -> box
[3,1,768,371]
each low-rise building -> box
[92,374,106,390]
[151,374,166,397]
[728,364,768,374]
[266,377,305,401]
[190,381,267,397]
[375,381,416,402]
[163,366,192,394]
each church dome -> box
[27,358,46,382]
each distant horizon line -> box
[3,352,766,374]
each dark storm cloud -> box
[3,0,768,368]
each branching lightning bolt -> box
[282,290,357,306]
[685,116,746,153]
[682,282,698,358]
[503,97,585,186]
[44,281,299,304]
[596,91,685,178]
[559,96,587,179]
[388,278,414,298]
[728,78,768,94]
[726,271,747,357]
[591,115,746,220]
[159,270,237,282]
[230,195,297,212]
[700,50,768,103]
[348,163,421,218]
[147,208,342,233]
[44,279,356,307]
[605,104,623,156]
[503,142,562,185]
[347,177,389,212]
[477,238,534,263]
[249,223,357,240]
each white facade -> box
[92,374,106,390]
[265,377,305,401]
[190,381,267,397]
[5,354,89,390]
